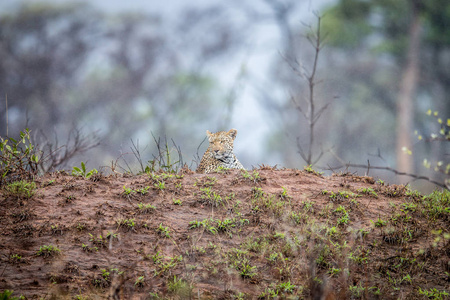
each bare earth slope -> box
[0,168,449,299]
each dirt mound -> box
[0,168,449,299]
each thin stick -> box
[5,94,8,137]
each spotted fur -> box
[196,129,245,173]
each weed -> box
[188,219,218,235]
[154,255,183,276]
[214,165,230,173]
[371,217,387,227]
[349,283,365,298]
[241,170,263,183]
[418,287,449,299]
[151,251,164,264]
[82,243,97,252]
[348,247,369,265]
[420,189,450,221]
[72,161,98,178]
[236,257,257,278]
[251,187,285,217]
[173,198,182,205]
[154,180,166,190]
[168,275,192,297]
[216,218,236,235]
[259,287,279,298]
[401,202,417,212]
[198,186,223,207]
[50,224,63,235]
[43,179,55,187]
[9,254,22,263]
[36,245,61,258]
[0,128,40,185]
[357,187,378,197]
[280,186,291,201]
[135,276,145,287]
[76,223,86,231]
[137,202,155,213]
[3,180,36,199]
[276,280,296,293]
[325,190,360,202]
[304,165,323,176]
[290,211,308,224]
[156,223,171,238]
[334,205,350,225]
[116,218,136,231]
[328,267,341,277]
[137,186,150,195]
[0,290,23,300]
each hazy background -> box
[0,0,448,191]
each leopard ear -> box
[206,130,213,141]
[228,129,238,140]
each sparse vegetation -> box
[1,167,449,299]
[72,161,98,178]
[3,180,36,199]
[36,245,60,258]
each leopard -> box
[196,129,245,173]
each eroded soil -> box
[0,168,449,299]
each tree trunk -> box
[396,2,421,182]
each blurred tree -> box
[0,2,243,170]
[0,3,100,136]
[320,0,450,184]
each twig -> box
[5,94,8,137]
[325,162,447,189]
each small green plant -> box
[371,217,387,227]
[101,268,110,281]
[9,254,22,263]
[328,267,341,277]
[0,290,22,300]
[157,223,171,238]
[122,186,135,199]
[137,186,150,195]
[418,287,449,300]
[173,198,182,205]
[168,275,192,297]
[335,205,350,225]
[357,187,378,197]
[76,223,86,231]
[116,218,136,231]
[216,218,236,235]
[189,219,218,235]
[276,281,296,293]
[43,179,55,187]
[154,180,166,190]
[290,211,308,224]
[349,283,365,298]
[0,128,40,185]
[36,245,61,258]
[214,165,230,173]
[304,165,323,176]
[137,202,155,213]
[135,276,145,287]
[3,180,36,199]
[199,186,223,207]
[326,190,360,202]
[236,257,257,278]
[241,170,262,183]
[72,161,98,178]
